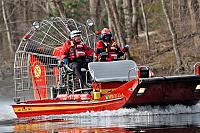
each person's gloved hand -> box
[58,60,64,67]
[86,56,93,62]
[100,52,108,56]
[123,44,129,52]
[58,58,68,67]
[124,44,129,49]
[63,57,68,65]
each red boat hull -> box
[12,98,125,118]
[12,79,139,118]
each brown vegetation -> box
[0,0,200,78]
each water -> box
[1,96,200,133]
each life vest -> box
[108,42,118,60]
[96,41,119,61]
[69,41,86,61]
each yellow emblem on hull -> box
[34,65,41,78]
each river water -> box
[1,95,200,133]
[1,78,200,133]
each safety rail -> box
[14,17,96,102]
[128,67,138,81]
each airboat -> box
[12,17,200,118]
[12,17,140,118]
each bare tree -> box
[132,0,139,37]
[104,0,120,44]
[178,0,188,34]
[1,0,14,58]
[161,0,183,71]
[116,0,125,35]
[198,0,200,7]
[89,0,101,30]
[52,0,65,18]
[110,0,126,46]
[123,0,132,43]
[140,0,150,51]
[108,14,112,29]
[104,0,126,47]
[48,0,57,13]
[33,0,52,17]
[187,0,200,50]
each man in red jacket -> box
[95,28,128,62]
[60,30,93,88]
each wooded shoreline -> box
[0,0,200,76]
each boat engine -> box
[138,66,150,78]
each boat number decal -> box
[106,93,124,100]
[34,65,41,78]
[17,107,32,112]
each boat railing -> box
[128,67,138,81]
[53,64,92,97]
[13,17,97,102]
[86,69,94,87]
[88,60,138,83]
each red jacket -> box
[60,40,93,61]
[95,40,124,61]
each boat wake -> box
[0,97,16,121]
[45,103,200,118]
[36,103,200,128]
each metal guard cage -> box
[14,17,96,102]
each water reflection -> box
[13,120,200,133]
[7,113,200,132]
[24,113,200,128]
[15,123,132,133]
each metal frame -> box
[14,17,96,102]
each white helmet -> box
[70,30,82,38]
